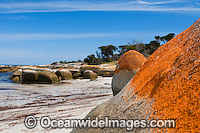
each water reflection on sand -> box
[0,77,113,133]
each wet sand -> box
[0,77,113,133]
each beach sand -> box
[0,77,113,133]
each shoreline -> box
[0,77,113,133]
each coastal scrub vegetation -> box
[52,33,175,65]
[83,33,175,65]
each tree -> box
[51,62,58,65]
[84,54,95,63]
[82,33,175,64]
[118,45,129,55]
[163,33,175,42]
[118,41,142,55]
[98,45,118,62]
[84,54,102,65]
[96,51,101,59]
[148,41,161,55]
[150,41,160,47]
[155,36,161,42]
[157,33,175,43]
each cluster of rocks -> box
[73,19,200,132]
[10,65,115,84]
[0,66,18,73]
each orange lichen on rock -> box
[72,19,200,133]
[115,50,147,74]
[126,19,200,132]
[112,50,146,95]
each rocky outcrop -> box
[72,19,200,132]
[83,70,98,81]
[22,70,38,84]
[73,72,82,79]
[9,65,117,83]
[97,69,115,77]
[38,71,60,83]
[69,69,80,75]
[0,66,18,73]
[80,65,100,73]
[10,69,22,83]
[11,69,60,84]
[55,70,73,80]
[112,50,146,96]
[12,76,20,83]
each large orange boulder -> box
[112,50,146,95]
[73,19,200,132]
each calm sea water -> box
[0,72,13,83]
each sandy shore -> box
[0,77,113,133]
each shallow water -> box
[0,72,15,93]
[0,72,13,83]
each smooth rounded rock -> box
[112,50,146,96]
[73,72,82,79]
[55,70,73,80]
[83,70,98,80]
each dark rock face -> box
[38,71,59,84]
[22,70,38,84]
